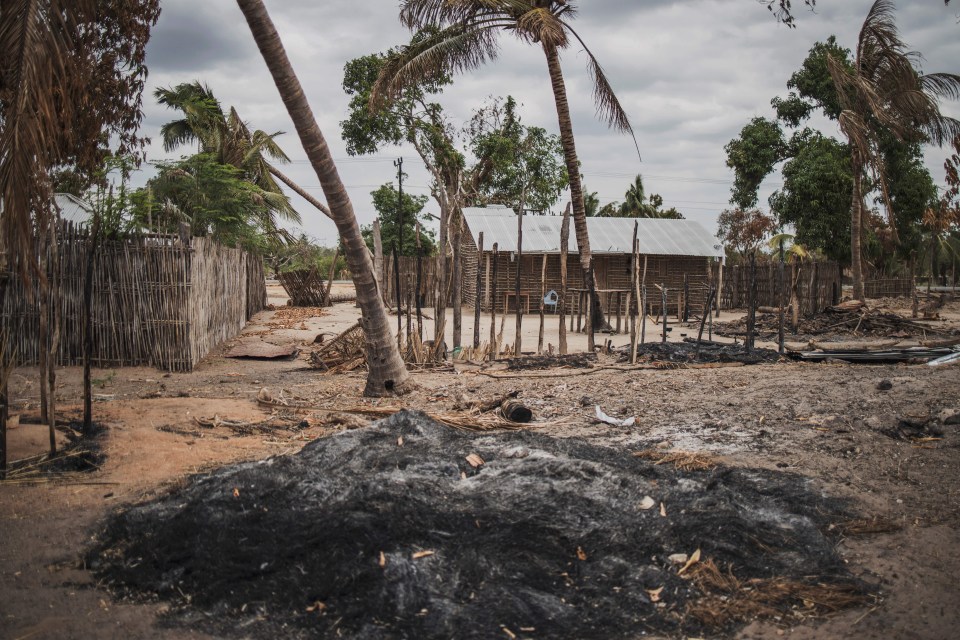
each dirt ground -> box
[2,285,959,639]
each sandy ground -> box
[1,285,959,639]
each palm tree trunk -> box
[268,165,333,220]
[236,0,410,396]
[850,149,866,301]
[543,43,603,348]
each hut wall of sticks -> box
[459,207,724,317]
[1,222,266,372]
[717,260,842,314]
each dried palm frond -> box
[632,449,718,471]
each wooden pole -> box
[683,274,689,322]
[778,239,785,354]
[716,257,723,317]
[538,253,547,354]
[695,286,717,360]
[474,231,484,349]
[83,210,102,433]
[489,243,499,361]
[514,211,523,357]
[373,218,385,302]
[406,274,413,344]
[415,221,423,340]
[558,203,570,355]
[661,283,668,343]
[640,284,647,345]
[452,212,463,349]
[324,244,339,307]
[746,252,757,353]
[630,224,639,364]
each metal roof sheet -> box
[462,207,724,258]
[54,193,94,225]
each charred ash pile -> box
[620,340,783,365]
[90,412,866,639]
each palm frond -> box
[516,8,566,48]
[159,120,198,153]
[562,22,638,152]
[370,23,501,110]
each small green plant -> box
[92,371,117,389]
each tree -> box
[155,81,304,233]
[769,133,853,262]
[362,184,436,256]
[343,44,565,348]
[717,208,778,260]
[826,0,960,299]
[616,175,684,219]
[464,96,567,213]
[130,154,289,251]
[1,0,159,275]
[235,0,411,396]
[371,1,639,342]
[725,118,787,210]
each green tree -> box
[725,118,786,210]
[130,154,285,251]
[370,1,638,339]
[826,0,960,299]
[717,208,778,261]
[769,133,853,263]
[235,0,412,396]
[154,81,304,233]
[464,96,567,213]
[362,184,436,257]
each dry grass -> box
[830,516,902,537]
[632,449,719,471]
[685,558,870,628]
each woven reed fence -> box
[717,260,841,314]
[864,278,914,298]
[1,223,266,372]
[277,268,329,306]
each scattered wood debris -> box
[633,449,719,471]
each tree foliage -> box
[362,184,436,257]
[0,0,160,273]
[717,208,778,259]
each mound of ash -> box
[91,412,863,639]
[620,340,782,365]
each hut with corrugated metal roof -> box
[460,206,724,319]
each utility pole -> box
[393,157,403,342]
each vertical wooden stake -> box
[778,239,785,354]
[83,211,102,433]
[415,221,423,340]
[373,219,385,302]
[683,274,689,322]
[746,252,757,353]
[538,253,547,354]
[489,243,499,361]
[716,257,723,317]
[452,212,463,349]
[514,211,523,357]
[558,203,570,355]
[474,232,484,350]
[324,244,339,308]
[661,284,668,344]
[629,223,639,364]
[406,274,413,345]
[640,284,647,345]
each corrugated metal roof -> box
[54,193,93,225]
[462,207,724,258]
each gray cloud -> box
[133,0,960,244]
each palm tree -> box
[235,0,411,396]
[827,0,960,300]
[371,0,638,343]
[155,82,306,233]
[619,174,653,217]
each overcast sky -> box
[135,0,960,245]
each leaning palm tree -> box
[827,0,960,300]
[235,0,411,396]
[155,82,305,233]
[370,0,637,343]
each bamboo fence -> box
[1,223,265,372]
[717,260,842,314]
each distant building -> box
[53,193,94,226]
[460,206,724,317]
